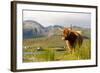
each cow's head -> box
[58,28,71,40]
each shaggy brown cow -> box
[60,28,83,53]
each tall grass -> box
[45,49,55,61]
[23,36,91,62]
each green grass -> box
[23,36,91,62]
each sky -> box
[23,10,91,28]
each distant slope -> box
[23,20,64,39]
[23,20,90,39]
[23,20,46,39]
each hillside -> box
[23,20,90,39]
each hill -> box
[23,20,90,39]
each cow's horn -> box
[58,28,63,31]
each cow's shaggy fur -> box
[62,28,83,53]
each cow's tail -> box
[77,34,83,48]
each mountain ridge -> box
[23,20,90,39]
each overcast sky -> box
[23,10,91,28]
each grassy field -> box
[23,35,91,62]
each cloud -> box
[23,10,91,28]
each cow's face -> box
[62,28,70,40]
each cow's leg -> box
[69,47,75,54]
[65,41,72,53]
[72,48,75,54]
[65,41,76,54]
